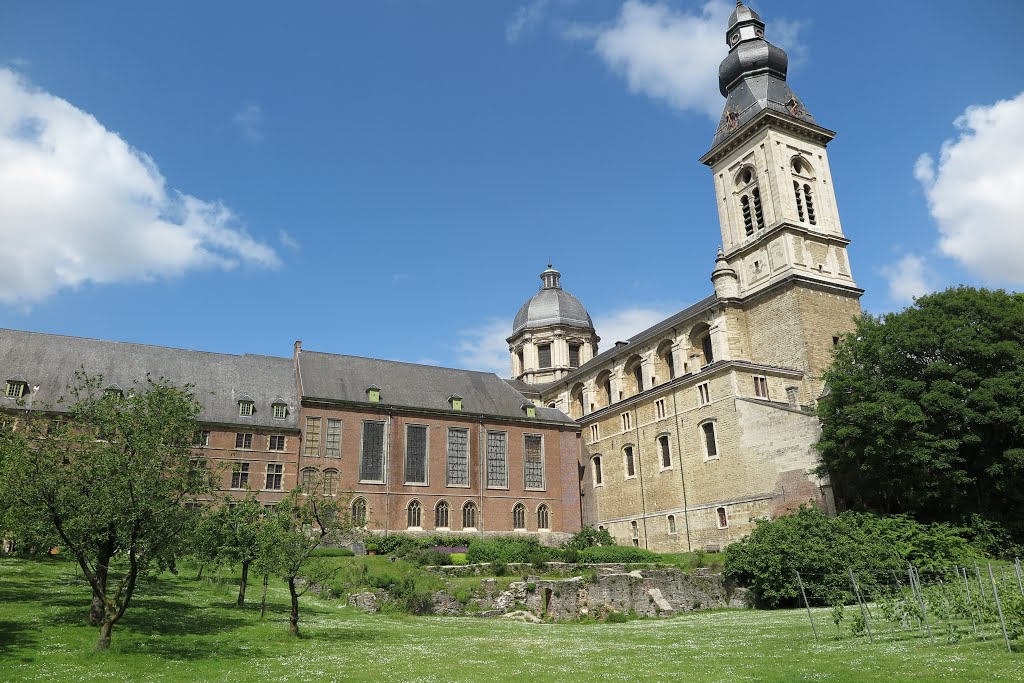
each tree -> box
[0,372,212,650]
[194,497,265,606]
[817,287,1024,543]
[262,473,352,636]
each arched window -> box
[537,504,550,530]
[407,500,422,529]
[630,521,640,547]
[625,355,643,395]
[435,500,450,529]
[462,501,477,529]
[597,370,613,408]
[740,195,753,235]
[667,514,677,534]
[592,455,603,486]
[717,506,729,528]
[803,184,816,225]
[513,503,526,530]
[323,468,339,496]
[299,467,317,491]
[794,180,805,222]
[570,383,585,419]
[701,421,719,460]
[752,187,765,230]
[351,497,367,526]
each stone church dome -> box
[512,265,593,336]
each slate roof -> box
[298,350,575,425]
[0,329,299,430]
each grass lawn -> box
[1,555,1022,682]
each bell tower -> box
[700,1,859,302]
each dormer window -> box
[238,398,255,417]
[104,384,124,399]
[5,378,26,399]
[521,402,536,419]
[272,402,288,419]
[448,394,463,412]
[366,385,381,403]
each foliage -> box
[308,547,355,558]
[449,552,468,565]
[466,537,553,565]
[0,372,210,650]
[576,545,660,564]
[723,506,980,607]
[562,526,616,552]
[817,287,1024,544]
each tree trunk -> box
[196,563,205,580]
[237,560,250,607]
[89,567,109,626]
[96,617,114,651]
[260,574,268,620]
[288,577,300,636]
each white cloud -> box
[593,305,678,346]
[878,254,935,305]
[232,102,264,143]
[915,91,1024,286]
[456,318,510,376]
[0,68,279,305]
[567,1,807,120]
[278,230,300,251]
[506,0,549,44]
[455,304,678,376]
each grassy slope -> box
[1,556,1022,683]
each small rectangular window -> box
[325,418,341,458]
[698,382,711,406]
[447,427,469,486]
[360,421,386,482]
[193,430,210,447]
[4,381,25,399]
[272,403,287,419]
[405,424,428,485]
[235,433,253,450]
[659,434,671,468]
[231,462,250,489]
[269,434,286,451]
[265,463,283,490]
[754,376,769,399]
[304,417,321,457]
[486,430,508,488]
[538,344,552,369]
[621,412,632,432]
[655,399,666,419]
[624,446,635,478]
[239,401,255,417]
[524,434,544,490]
[590,424,599,441]
[569,344,581,368]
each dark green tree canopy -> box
[817,287,1024,541]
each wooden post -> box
[796,571,818,641]
[909,564,933,643]
[849,568,873,643]
[988,563,1012,653]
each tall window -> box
[265,464,283,490]
[698,382,711,406]
[325,418,341,458]
[462,501,477,529]
[269,434,286,451]
[753,376,769,399]
[352,498,367,526]
[405,424,428,484]
[667,514,677,534]
[435,500,450,529]
[602,378,613,407]
[447,427,469,486]
[702,422,719,460]
[360,420,386,482]
[702,335,714,364]
[569,344,581,368]
[304,417,321,457]
[517,349,525,374]
[655,399,666,419]
[621,412,632,431]
[752,187,765,230]
[741,195,753,235]
[590,424,599,441]
[299,467,316,490]
[524,434,544,489]
[323,468,339,496]
[194,430,210,447]
[803,184,816,224]
[407,500,422,529]
[633,364,644,393]
[631,521,639,547]
[592,456,603,486]
[794,180,805,222]
[666,352,676,379]
[231,462,249,489]
[537,504,550,530]
[538,344,552,369]
[658,434,671,468]
[235,433,253,449]
[486,430,508,488]
[512,503,526,530]
[717,506,729,528]
[624,446,636,478]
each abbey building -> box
[0,4,860,550]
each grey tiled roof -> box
[299,350,575,424]
[0,329,299,430]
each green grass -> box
[2,556,1023,682]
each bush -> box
[467,536,546,564]
[309,547,355,557]
[577,546,660,564]
[450,553,468,565]
[563,526,616,552]
[403,548,451,567]
[724,506,980,608]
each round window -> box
[742,169,752,184]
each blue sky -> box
[1,1,1022,375]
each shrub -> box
[467,536,544,564]
[309,547,355,557]
[450,552,468,565]
[563,526,616,552]
[577,546,660,564]
[403,549,452,567]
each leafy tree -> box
[261,473,353,636]
[817,287,1024,543]
[0,372,212,650]
[563,526,616,552]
